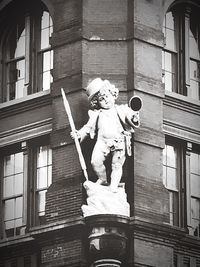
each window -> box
[163,143,184,227]
[1,139,52,238]
[189,16,200,99]
[1,2,53,102]
[162,4,200,100]
[163,144,179,226]
[35,145,52,225]
[163,139,200,237]
[188,149,200,236]
[3,151,25,237]
[162,12,177,93]
[38,11,53,92]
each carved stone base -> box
[93,259,121,267]
[85,214,129,266]
[81,181,130,217]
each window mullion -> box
[6,62,10,101]
[177,12,183,95]
[30,147,37,227]
[186,142,192,234]
[184,7,192,95]
[177,146,182,227]
[24,14,31,96]
[180,146,187,228]
[33,10,43,93]
[172,10,181,94]
[22,142,28,234]
[0,157,4,239]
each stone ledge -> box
[0,90,51,118]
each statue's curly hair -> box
[90,84,119,109]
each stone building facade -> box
[0,0,199,266]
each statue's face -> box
[98,88,115,109]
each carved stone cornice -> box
[0,118,52,147]
[163,119,200,144]
[130,217,200,251]
[164,91,200,116]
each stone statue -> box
[70,78,141,216]
[72,78,140,190]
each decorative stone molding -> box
[93,259,121,267]
[85,214,130,266]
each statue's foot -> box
[96,178,108,186]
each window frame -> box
[162,11,179,94]
[0,143,27,238]
[0,136,52,239]
[163,137,200,238]
[28,137,52,227]
[163,3,200,101]
[1,4,53,103]
[163,138,186,228]
[186,142,200,237]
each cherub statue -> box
[71,78,141,192]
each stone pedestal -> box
[93,259,121,267]
[85,214,130,266]
[82,181,130,217]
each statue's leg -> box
[110,150,126,192]
[91,140,108,184]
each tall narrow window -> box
[3,152,24,237]
[162,12,178,93]
[2,3,53,102]
[36,145,52,225]
[163,144,180,226]
[189,18,200,100]
[38,11,53,91]
[189,151,200,236]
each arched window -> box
[1,1,53,102]
[162,3,200,101]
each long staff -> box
[61,88,88,180]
